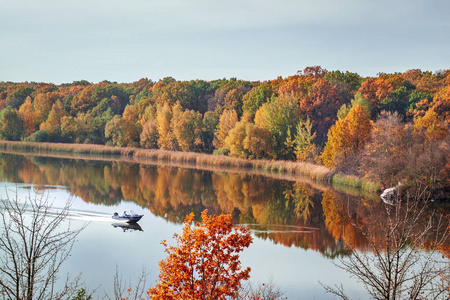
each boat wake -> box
[0,200,112,223]
[67,209,112,222]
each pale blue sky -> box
[1,0,449,84]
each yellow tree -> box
[171,103,204,152]
[413,109,448,141]
[140,105,159,148]
[294,117,317,162]
[156,103,178,150]
[243,122,274,159]
[140,119,159,149]
[32,92,54,125]
[121,104,141,146]
[18,96,37,137]
[223,88,245,115]
[40,100,67,141]
[322,105,372,169]
[430,84,450,126]
[213,109,238,150]
[148,210,253,300]
[224,119,249,158]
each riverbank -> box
[0,140,380,192]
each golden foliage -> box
[18,96,37,136]
[414,109,448,140]
[213,109,238,150]
[322,105,372,169]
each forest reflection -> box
[0,152,444,257]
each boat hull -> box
[111,215,143,223]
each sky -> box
[1,0,449,84]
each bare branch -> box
[0,189,87,300]
[321,187,449,300]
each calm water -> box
[0,152,396,299]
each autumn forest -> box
[0,66,449,195]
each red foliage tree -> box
[299,79,342,142]
[148,210,253,300]
[358,77,393,117]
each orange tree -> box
[148,210,253,300]
[322,105,372,169]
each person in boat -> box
[123,211,129,217]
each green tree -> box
[0,107,24,140]
[294,117,317,162]
[323,70,362,91]
[380,85,411,117]
[254,96,301,160]
[242,84,272,120]
[105,115,124,146]
[60,116,78,142]
[407,91,432,114]
[6,85,33,109]
[337,92,372,120]
[202,111,219,153]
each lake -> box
[0,151,441,299]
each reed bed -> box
[0,140,379,191]
[332,173,380,192]
[0,140,123,156]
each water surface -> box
[0,152,395,299]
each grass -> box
[0,140,380,192]
[332,174,362,188]
[332,173,380,192]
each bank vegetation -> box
[1,67,449,196]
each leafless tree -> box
[0,189,87,300]
[322,189,449,300]
[235,277,287,300]
[102,265,149,300]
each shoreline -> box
[0,140,380,193]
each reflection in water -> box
[0,152,445,257]
[112,222,144,232]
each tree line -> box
[0,67,449,192]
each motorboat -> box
[112,210,143,223]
